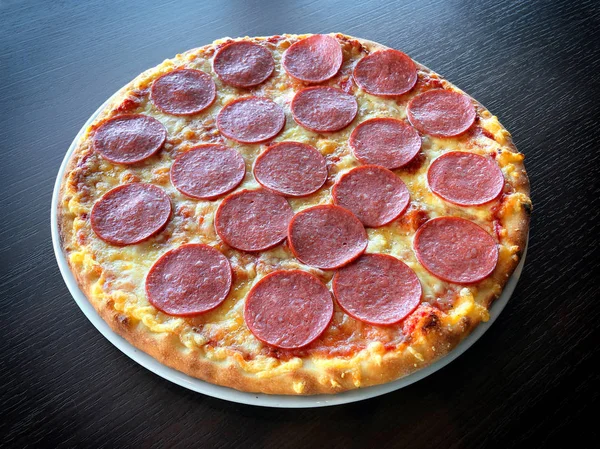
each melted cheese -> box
[61,34,527,378]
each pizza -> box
[58,33,531,395]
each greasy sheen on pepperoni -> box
[428,151,505,206]
[253,142,327,197]
[291,87,358,133]
[91,183,171,246]
[213,41,275,87]
[151,69,216,115]
[93,114,167,164]
[217,97,285,143]
[170,145,245,200]
[413,217,498,284]
[333,254,422,325]
[353,49,417,97]
[282,34,343,83]
[146,244,232,316]
[244,270,334,349]
[332,165,410,227]
[215,189,293,251]
[407,89,476,137]
[349,118,421,169]
[288,205,368,270]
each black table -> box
[1,0,598,447]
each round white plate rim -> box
[51,96,528,409]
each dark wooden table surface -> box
[1,0,598,447]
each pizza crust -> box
[58,33,531,395]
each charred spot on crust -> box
[115,313,131,328]
[461,316,472,331]
[421,313,440,334]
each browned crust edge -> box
[57,33,531,395]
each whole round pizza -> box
[58,33,531,395]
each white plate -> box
[51,97,527,408]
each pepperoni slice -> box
[146,244,232,316]
[291,87,358,133]
[353,49,417,97]
[333,165,410,227]
[91,183,171,246]
[407,89,476,137]
[217,97,285,143]
[213,41,275,87]
[253,142,327,197]
[93,114,167,164]
[282,34,343,83]
[428,152,505,206]
[333,254,422,325]
[349,118,421,169]
[170,145,245,200]
[215,189,293,251]
[413,217,498,284]
[288,205,367,270]
[151,69,216,116]
[245,270,333,349]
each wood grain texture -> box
[0,0,598,447]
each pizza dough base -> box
[58,34,530,395]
